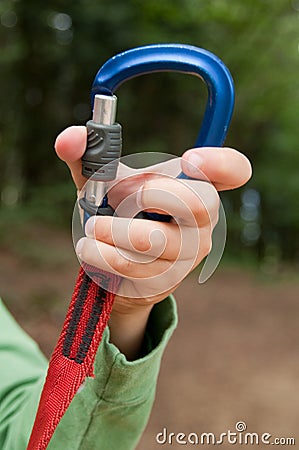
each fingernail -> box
[185,152,204,176]
[85,217,96,237]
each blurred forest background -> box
[0,1,299,448]
[0,0,298,266]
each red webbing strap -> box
[27,266,120,450]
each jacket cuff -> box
[89,295,177,404]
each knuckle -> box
[199,231,213,258]
[212,207,220,228]
[100,223,112,244]
[94,217,111,242]
[185,181,220,227]
[198,184,220,225]
[207,183,220,210]
[132,229,151,253]
[201,238,213,258]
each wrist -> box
[109,299,153,360]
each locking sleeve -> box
[82,120,122,182]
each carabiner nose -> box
[91,44,234,149]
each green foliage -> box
[0,0,298,261]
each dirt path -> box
[138,269,299,449]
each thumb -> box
[54,126,87,190]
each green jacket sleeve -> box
[0,296,177,450]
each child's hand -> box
[55,126,252,193]
[55,126,251,358]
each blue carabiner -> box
[91,44,234,155]
[88,44,234,221]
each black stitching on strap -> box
[75,275,110,364]
[62,272,92,358]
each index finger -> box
[181,147,252,190]
[115,175,220,228]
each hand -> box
[55,126,252,193]
[55,126,251,358]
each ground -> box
[0,224,298,449]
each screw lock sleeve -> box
[82,120,122,181]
